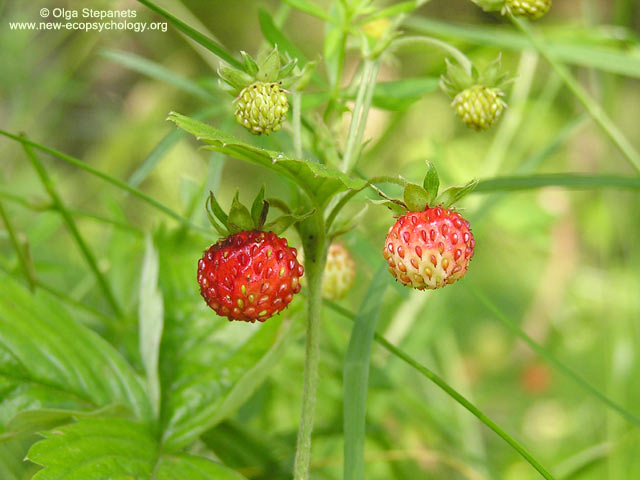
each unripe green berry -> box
[505,0,551,19]
[234,82,289,135]
[452,85,506,131]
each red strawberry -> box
[198,230,304,322]
[383,206,474,289]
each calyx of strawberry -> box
[440,54,511,98]
[373,160,478,214]
[206,187,313,237]
[217,47,317,95]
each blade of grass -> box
[474,173,640,193]
[22,142,123,318]
[325,300,556,480]
[0,189,143,234]
[0,130,208,233]
[467,284,640,428]
[135,0,244,70]
[0,200,37,290]
[101,49,216,100]
[343,264,388,480]
[403,17,640,79]
[511,17,640,174]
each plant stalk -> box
[293,215,328,480]
[292,88,303,159]
[342,59,380,173]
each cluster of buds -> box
[440,56,511,131]
[218,47,314,136]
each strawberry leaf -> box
[27,417,247,480]
[0,272,153,435]
[168,112,367,206]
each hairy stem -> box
[0,199,37,290]
[293,215,328,480]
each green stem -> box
[325,300,556,480]
[293,215,328,480]
[22,143,123,318]
[391,35,473,76]
[292,88,303,159]
[0,200,37,290]
[342,59,380,173]
[511,17,640,174]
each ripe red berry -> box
[198,230,304,322]
[383,206,475,289]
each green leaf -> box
[139,236,164,418]
[403,183,430,212]
[474,173,640,193]
[344,264,388,480]
[27,417,247,480]
[228,192,255,233]
[281,0,338,22]
[155,233,300,451]
[436,179,478,207]
[100,50,216,100]
[136,0,244,71]
[0,272,152,433]
[422,160,440,203]
[168,112,367,206]
[0,437,37,480]
[406,17,640,79]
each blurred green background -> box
[2,0,640,478]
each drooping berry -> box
[322,244,356,300]
[234,82,289,135]
[505,0,551,19]
[197,230,304,322]
[383,206,475,289]
[452,85,506,131]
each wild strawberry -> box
[504,0,551,19]
[322,243,356,300]
[234,82,289,135]
[218,47,314,137]
[452,85,506,131]
[383,206,474,290]
[440,55,511,131]
[198,230,304,322]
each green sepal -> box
[205,192,229,237]
[436,179,478,208]
[251,185,267,226]
[218,66,254,92]
[422,160,440,205]
[279,58,298,79]
[228,191,256,233]
[403,183,430,212]
[265,209,315,235]
[241,51,259,77]
[257,48,281,83]
[369,198,407,216]
[440,59,473,97]
[293,60,318,91]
